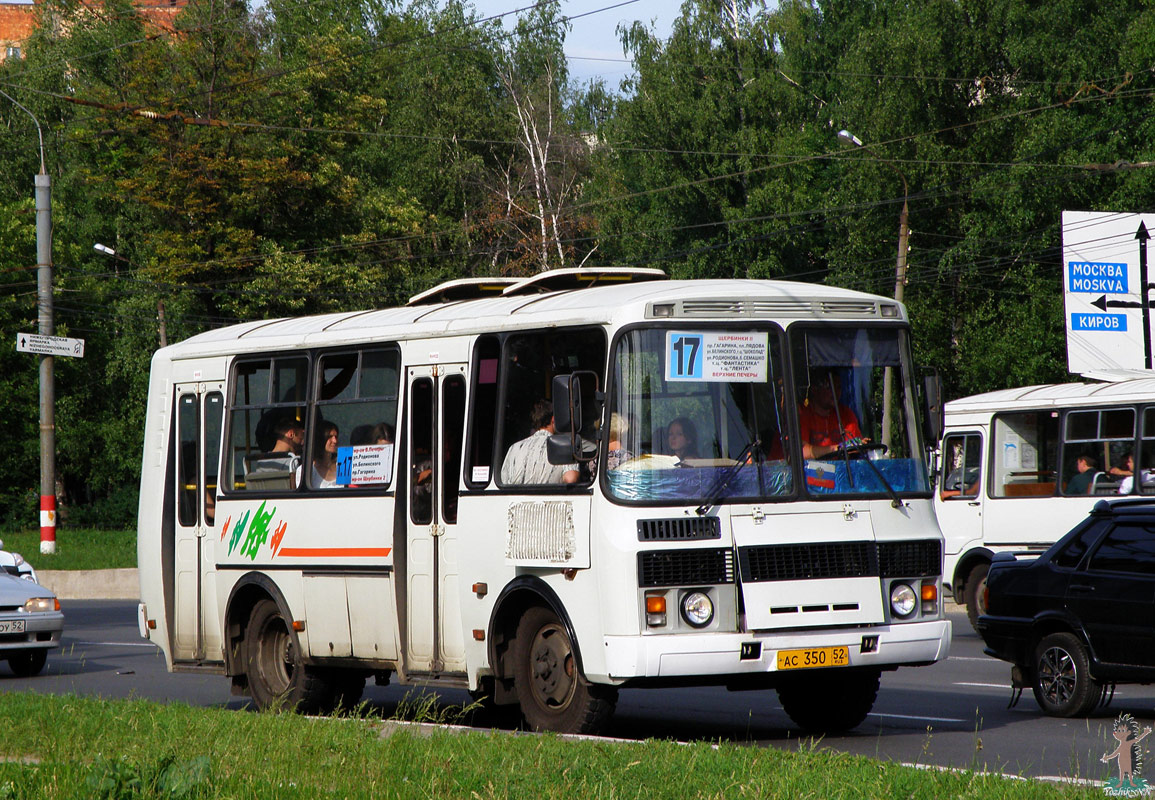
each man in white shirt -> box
[500,399,579,485]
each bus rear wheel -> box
[776,667,880,734]
[512,606,616,734]
[245,599,334,713]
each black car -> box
[977,498,1155,717]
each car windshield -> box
[604,325,930,504]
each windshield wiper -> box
[695,437,762,516]
[840,440,903,509]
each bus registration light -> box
[645,593,667,627]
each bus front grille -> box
[739,540,942,583]
[637,548,735,587]
[637,517,721,542]
[877,540,942,577]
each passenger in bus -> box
[1065,453,1098,495]
[666,417,699,461]
[311,421,340,489]
[1111,451,1134,480]
[797,368,865,460]
[245,414,305,489]
[500,399,579,484]
[607,413,634,470]
[372,422,394,444]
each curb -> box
[36,568,138,600]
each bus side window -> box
[990,410,1058,498]
[465,335,501,488]
[1140,406,1155,495]
[225,356,309,493]
[496,328,606,487]
[940,433,981,500]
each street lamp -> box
[2,89,56,554]
[94,243,167,347]
[837,129,911,450]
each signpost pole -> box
[1137,222,1151,369]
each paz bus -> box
[136,267,950,735]
[936,377,1155,629]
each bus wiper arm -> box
[842,440,903,509]
[695,437,761,516]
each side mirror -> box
[549,371,600,463]
[921,369,944,444]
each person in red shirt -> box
[798,368,864,460]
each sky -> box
[465,0,677,87]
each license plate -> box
[776,645,849,670]
[0,620,25,634]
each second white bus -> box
[937,377,1155,628]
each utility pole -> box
[838,129,910,451]
[2,89,56,554]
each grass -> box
[0,529,135,571]
[0,693,1103,800]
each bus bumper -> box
[602,619,951,680]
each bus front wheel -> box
[964,563,989,630]
[245,599,334,713]
[512,606,616,734]
[776,667,880,734]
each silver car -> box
[0,572,63,676]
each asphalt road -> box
[3,600,1143,783]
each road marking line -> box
[949,656,996,662]
[869,712,966,723]
[69,641,157,648]
[955,682,1007,689]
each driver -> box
[798,367,865,460]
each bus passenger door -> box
[404,365,468,675]
[172,383,225,663]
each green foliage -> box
[2,0,1153,521]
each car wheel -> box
[244,599,335,713]
[776,667,880,734]
[1031,632,1101,717]
[964,562,989,631]
[512,606,616,734]
[7,649,46,677]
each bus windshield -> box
[605,325,930,504]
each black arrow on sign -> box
[1092,295,1143,310]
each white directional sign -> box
[1062,210,1155,375]
[15,333,85,358]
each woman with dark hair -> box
[311,421,340,489]
[666,417,698,461]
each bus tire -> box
[964,563,989,630]
[245,599,334,713]
[776,667,880,734]
[1031,632,1101,717]
[7,649,46,677]
[512,606,617,734]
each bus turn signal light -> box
[645,594,667,627]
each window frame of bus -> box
[309,346,401,492]
[223,354,311,494]
[939,431,982,500]
[466,326,606,491]
[989,410,1060,499]
[601,321,797,507]
[1061,406,1135,496]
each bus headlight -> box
[889,583,917,618]
[680,591,714,628]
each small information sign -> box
[15,333,85,358]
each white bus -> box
[137,268,950,735]
[936,378,1155,627]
